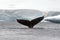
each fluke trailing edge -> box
[17,16,44,28]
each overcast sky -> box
[0,0,60,11]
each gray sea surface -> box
[0,21,60,40]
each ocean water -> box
[0,22,60,40]
[0,21,60,29]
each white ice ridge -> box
[45,15,60,19]
[44,15,60,23]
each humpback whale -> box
[17,16,44,28]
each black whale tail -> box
[17,16,44,28]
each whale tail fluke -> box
[17,16,44,28]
